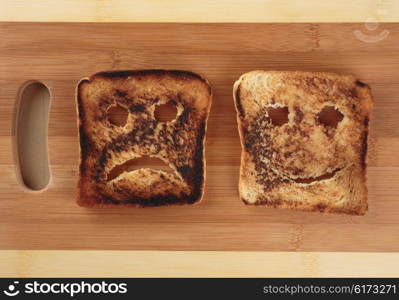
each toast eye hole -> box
[155,101,178,122]
[267,106,289,126]
[355,80,366,87]
[107,104,128,127]
[317,106,344,128]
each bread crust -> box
[76,70,212,207]
[234,71,373,215]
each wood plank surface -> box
[1,23,398,252]
[2,250,399,277]
[1,0,399,22]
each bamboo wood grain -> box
[2,250,399,277]
[1,23,399,252]
[1,0,399,22]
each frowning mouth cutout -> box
[107,156,177,182]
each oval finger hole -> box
[14,81,51,191]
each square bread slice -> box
[234,71,373,215]
[76,70,212,207]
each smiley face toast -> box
[77,70,212,207]
[234,71,373,215]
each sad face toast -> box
[234,71,373,215]
[77,70,212,207]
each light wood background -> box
[1,0,399,22]
[1,0,399,277]
[2,22,399,252]
[3,251,399,277]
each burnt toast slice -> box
[234,71,373,215]
[76,70,212,207]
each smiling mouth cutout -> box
[107,156,176,182]
[290,166,345,184]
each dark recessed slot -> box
[15,81,51,191]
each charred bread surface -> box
[234,71,373,215]
[77,70,212,207]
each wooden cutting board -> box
[1,23,398,252]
